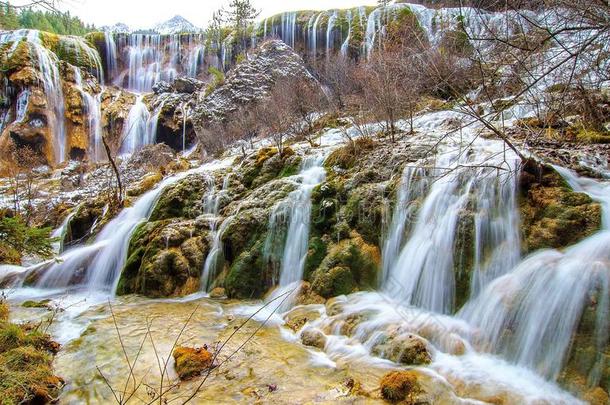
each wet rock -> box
[209,287,226,299]
[310,232,380,298]
[300,328,326,349]
[173,346,212,380]
[583,387,610,405]
[519,161,601,253]
[116,220,209,297]
[283,305,322,332]
[373,332,432,366]
[380,370,422,403]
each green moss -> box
[303,236,328,280]
[117,220,205,297]
[224,240,268,299]
[150,174,208,221]
[21,300,51,309]
[519,162,602,253]
[310,233,380,298]
[575,128,610,144]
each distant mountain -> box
[101,23,131,33]
[153,15,200,35]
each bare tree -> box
[256,77,305,156]
[4,143,42,224]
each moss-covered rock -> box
[310,232,380,298]
[150,173,210,221]
[116,220,208,297]
[379,370,421,404]
[172,346,212,380]
[224,239,269,299]
[519,161,601,253]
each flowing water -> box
[119,95,158,154]
[200,172,232,291]
[263,155,326,308]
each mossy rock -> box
[116,221,208,297]
[172,346,212,380]
[342,183,386,246]
[241,147,301,189]
[150,173,210,221]
[519,161,601,253]
[224,239,271,299]
[379,370,421,404]
[65,198,107,245]
[310,232,380,298]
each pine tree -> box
[223,0,259,55]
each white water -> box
[460,168,610,382]
[264,155,326,307]
[0,30,66,163]
[14,160,234,296]
[120,95,157,154]
[382,119,520,314]
[200,172,232,291]
[73,68,104,162]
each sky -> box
[12,0,377,30]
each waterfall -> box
[326,11,338,60]
[264,155,326,306]
[181,102,190,152]
[200,173,232,291]
[120,95,157,154]
[73,67,104,162]
[27,161,231,294]
[104,32,118,81]
[14,89,29,123]
[340,10,353,57]
[281,12,297,48]
[460,168,610,382]
[381,120,520,314]
[311,12,325,58]
[0,30,67,163]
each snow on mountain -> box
[153,15,200,34]
[101,23,130,33]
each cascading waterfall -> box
[14,89,29,123]
[0,30,67,163]
[200,173,232,291]
[311,12,325,58]
[326,11,338,60]
[340,10,353,57]
[381,140,520,314]
[460,168,610,383]
[264,155,326,306]
[120,95,159,154]
[104,32,118,80]
[31,161,230,294]
[73,67,104,162]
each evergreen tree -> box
[223,0,259,55]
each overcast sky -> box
[12,0,377,30]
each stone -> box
[379,370,421,403]
[173,346,213,380]
[300,328,327,349]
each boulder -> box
[379,370,422,404]
[300,328,327,349]
[173,346,212,380]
